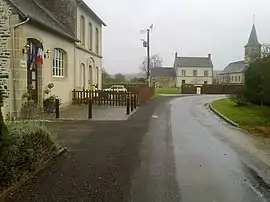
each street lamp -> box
[141,24,153,87]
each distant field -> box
[155,88,180,95]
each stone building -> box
[219,23,261,84]
[0,0,106,118]
[151,67,176,88]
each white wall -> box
[22,24,75,106]
[219,73,244,84]
[75,7,103,89]
[176,67,213,87]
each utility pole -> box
[141,24,153,87]
[146,28,150,87]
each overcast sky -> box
[86,0,270,74]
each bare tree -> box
[140,54,163,73]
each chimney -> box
[208,53,211,59]
[175,52,178,59]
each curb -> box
[0,147,67,201]
[209,103,239,127]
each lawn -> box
[212,98,270,136]
[155,88,180,95]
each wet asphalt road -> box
[130,95,270,202]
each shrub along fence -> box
[181,84,244,94]
[201,84,244,94]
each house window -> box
[182,80,185,84]
[204,81,207,84]
[235,76,237,81]
[52,48,66,77]
[204,71,208,77]
[80,15,85,46]
[96,27,100,54]
[181,69,186,76]
[88,22,93,51]
[193,70,197,76]
[81,63,86,88]
[231,76,233,82]
[238,76,241,81]
[96,66,99,87]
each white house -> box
[174,53,214,87]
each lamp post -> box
[141,24,153,87]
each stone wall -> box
[0,0,13,113]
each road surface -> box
[130,95,270,202]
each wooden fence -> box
[72,86,155,106]
[72,90,138,106]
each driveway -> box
[6,95,270,201]
[130,95,270,201]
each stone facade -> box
[0,0,14,117]
[152,77,176,88]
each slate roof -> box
[220,60,246,74]
[7,0,79,42]
[175,57,213,67]
[76,0,106,26]
[151,67,176,77]
[245,24,261,47]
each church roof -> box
[220,60,246,74]
[245,24,261,47]
[174,57,213,68]
[151,67,176,77]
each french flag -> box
[35,48,43,65]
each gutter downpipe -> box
[11,17,30,120]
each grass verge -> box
[212,98,270,137]
[155,88,180,95]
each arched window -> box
[52,48,67,77]
[89,65,93,85]
[96,66,99,86]
[95,27,99,54]
[81,63,86,89]
[88,22,93,51]
[80,15,85,46]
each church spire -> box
[245,22,260,47]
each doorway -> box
[26,38,44,104]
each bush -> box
[245,55,270,105]
[0,121,59,190]
[227,88,247,106]
[0,90,8,146]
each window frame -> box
[204,70,208,77]
[88,22,93,51]
[181,69,186,76]
[95,27,99,54]
[80,15,85,46]
[52,48,66,77]
[193,70,197,77]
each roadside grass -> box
[212,98,270,137]
[155,88,180,96]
